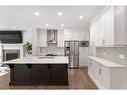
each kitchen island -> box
[3,56,69,85]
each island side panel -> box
[9,64,32,85]
[8,64,15,85]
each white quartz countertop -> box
[88,56,127,67]
[3,56,69,64]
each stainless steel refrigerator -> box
[64,41,79,68]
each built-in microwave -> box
[79,41,89,47]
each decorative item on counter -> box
[23,42,32,54]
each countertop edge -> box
[3,56,69,64]
[88,56,127,68]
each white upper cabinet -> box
[37,28,47,47]
[57,29,64,47]
[90,22,96,46]
[37,28,64,47]
[64,29,89,41]
[104,7,114,45]
[114,6,127,45]
[90,6,127,46]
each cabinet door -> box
[64,29,72,40]
[114,6,127,45]
[31,65,49,83]
[57,29,64,47]
[13,65,31,83]
[90,7,114,46]
[90,24,95,46]
[98,64,109,89]
[93,20,100,46]
[88,60,97,78]
[93,61,99,80]
[93,19,104,46]
[50,64,68,84]
[97,14,105,45]
[88,60,93,74]
[37,29,47,47]
[98,64,103,87]
[104,7,114,45]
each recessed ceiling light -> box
[45,24,49,27]
[57,12,62,16]
[61,24,64,27]
[79,16,83,19]
[35,12,40,16]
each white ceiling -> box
[0,6,104,28]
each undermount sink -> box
[38,56,54,59]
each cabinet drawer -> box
[32,64,48,69]
[14,64,28,69]
[50,64,68,69]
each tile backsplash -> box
[96,47,127,65]
[37,44,64,56]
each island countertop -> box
[3,56,69,64]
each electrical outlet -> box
[119,54,125,60]
[102,52,106,55]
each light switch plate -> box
[119,54,125,60]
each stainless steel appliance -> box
[79,41,89,47]
[64,41,79,68]
[47,29,57,44]
[64,40,89,68]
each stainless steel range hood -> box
[47,29,57,44]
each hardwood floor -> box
[0,68,98,89]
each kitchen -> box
[0,6,127,89]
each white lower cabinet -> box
[97,64,109,89]
[89,61,98,82]
[88,59,127,89]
